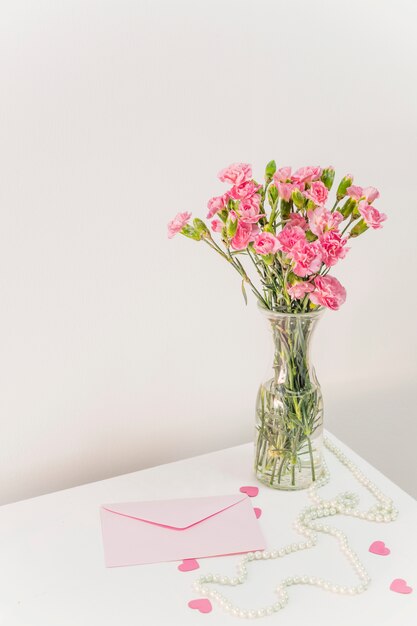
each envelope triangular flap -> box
[102,493,248,530]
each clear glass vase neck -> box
[258,304,324,392]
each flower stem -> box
[307,437,316,482]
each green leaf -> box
[241,279,248,305]
[265,160,277,181]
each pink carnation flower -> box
[253,232,280,255]
[287,212,308,230]
[319,230,349,267]
[310,275,346,310]
[273,167,292,183]
[167,212,192,239]
[287,281,315,300]
[347,185,380,204]
[206,194,228,219]
[304,181,329,206]
[275,182,293,202]
[288,240,322,277]
[211,218,224,233]
[346,185,363,201]
[275,181,305,202]
[230,220,258,251]
[277,225,306,254]
[239,193,263,223]
[362,186,380,203]
[308,206,343,237]
[229,180,261,200]
[218,163,252,186]
[292,166,322,184]
[358,201,387,229]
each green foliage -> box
[349,219,369,238]
[226,213,238,237]
[321,167,335,190]
[262,253,274,266]
[305,230,318,242]
[265,160,277,181]
[181,224,201,240]
[193,218,208,237]
[241,279,248,305]
[340,197,356,219]
[268,184,278,208]
[336,175,354,201]
[291,188,305,209]
[281,199,291,221]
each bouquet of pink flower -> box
[168,162,386,312]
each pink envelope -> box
[100,493,266,567]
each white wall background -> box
[0,0,416,505]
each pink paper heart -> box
[240,485,259,497]
[254,507,262,519]
[369,540,391,556]
[188,598,213,613]
[390,579,413,594]
[178,558,199,572]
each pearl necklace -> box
[192,436,398,619]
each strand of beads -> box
[192,436,398,619]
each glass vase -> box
[254,306,324,490]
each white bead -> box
[197,439,395,619]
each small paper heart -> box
[369,540,390,556]
[240,485,259,497]
[188,598,213,613]
[254,507,262,519]
[178,558,199,572]
[390,579,413,594]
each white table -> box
[0,434,416,625]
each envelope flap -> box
[102,494,248,530]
